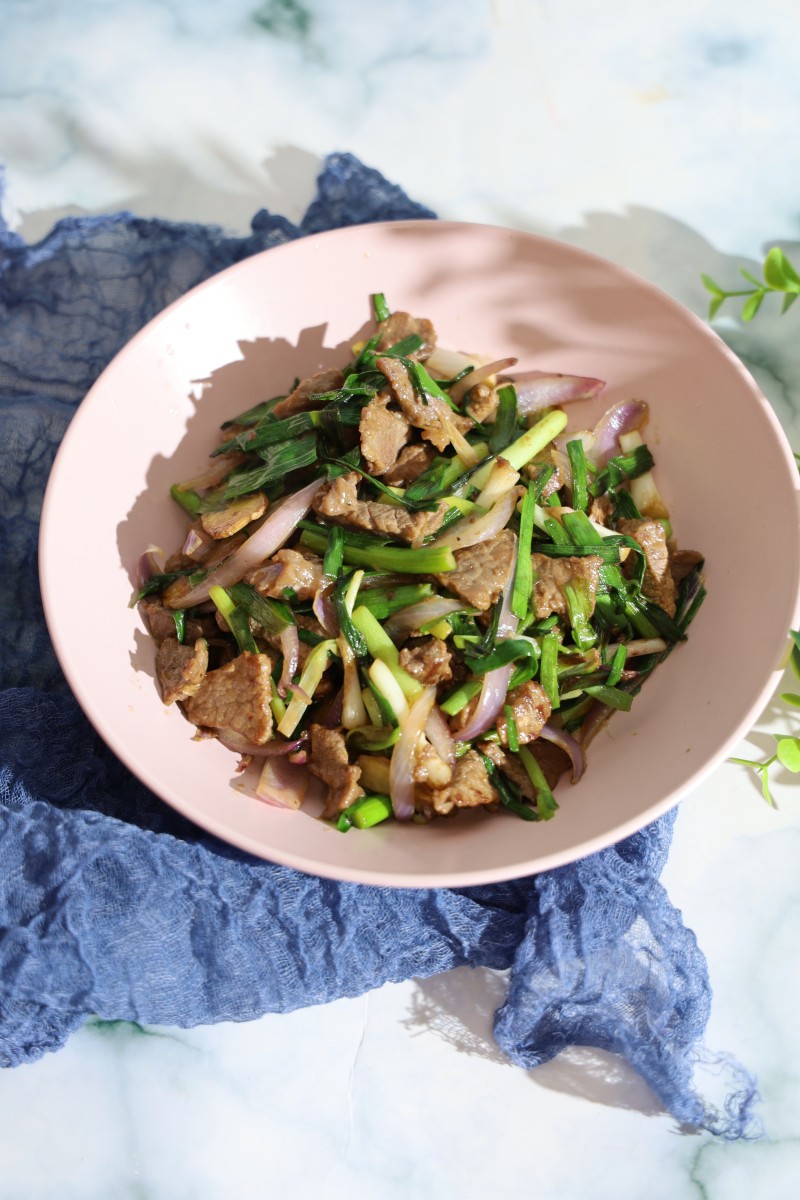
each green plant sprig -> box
[729,631,800,806]
[702,247,800,320]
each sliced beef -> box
[382,443,436,486]
[313,472,447,544]
[588,494,613,527]
[479,742,537,802]
[436,528,516,611]
[530,553,603,620]
[617,518,677,616]
[359,392,411,475]
[272,368,345,418]
[529,738,572,789]
[670,548,704,588]
[140,596,211,646]
[399,637,453,687]
[523,449,572,502]
[200,492,267,540]
[465,381,497,424]
[413,739,453,788]
[155,636,209,705]
[377,311,436,361]
[495,680,551,746]
[184,652,274,744]
[246,548,324,602]
[376,356,465,453]
[416,749,495,816]
[307,724,364,819]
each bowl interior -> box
[40,221,800,886]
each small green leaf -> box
[781,291,799,315]
[760,765,777,807]
[708,294,726,320]
[740,268,763,287]
[764,247,800,290]
[780,692,800,707]
[701,273,725,296]
[776,737,800,772]
[741,291,765,321]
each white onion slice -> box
[425,706,455,769]
[513,372,605,417]
[431,487,521,551]
[384,597,467,640]
[255,756,310,809]
[425,348,475,378]
[450,357,518,403]
[390,686,437,820]
[173,477,325,607]
[539,723,585,784]
[277,625,300,698]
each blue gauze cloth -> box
[0,152,757,1137]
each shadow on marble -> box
[404,966,668,1119]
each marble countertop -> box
[2,2,800,1196]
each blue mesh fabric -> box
[0,153,757,1137]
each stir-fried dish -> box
[135,295,705,830]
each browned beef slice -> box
[530,553,603,620]
[246,549,324,602]
[359,392,410,475]
[588,494,613,526]
[313,472,447,544]
[618,518,677,616]
[530,739,572,789]
[307,724,364,819]
[375,357,453,452]
[272,368,345,418]
[184,652,274,744]
[200,492,267,540]
[140,597,211,645]
[377,311,436,361]
[670,548,704,587]
[382,443,436,486]
[140,596,183,645]
[479,742,537,801]
[399,637,453,686]
[155,637,209,705]
[436,528,517,611]
[465,381,497,424]
[417,750,495,815]
[495,680,551,746]
[413,739,453,787]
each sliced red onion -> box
[431,487,521,551]
[324,685,345,729]
[590,399,649,467]
[450,357,518,403]
[513,372,605,417]
[576,700,614,748]
[277,625,300,698]
[255,756,310,809]
[137,545,166,589]
[312,582,338,635]
[179,454,246,492]
[496,555,519,638]
[390,685,437,820]
[172,477,326,607]
[384,597,468,640]
[458,663,515,742]
[182,525,213,561]
[218,730,306,758]
[288,750,308,765]
[425,706,455,769]
[539,722,585,784]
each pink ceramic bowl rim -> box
[39,220,800,886]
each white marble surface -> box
[2,1,800,1196]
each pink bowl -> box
[39,221,800,886]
